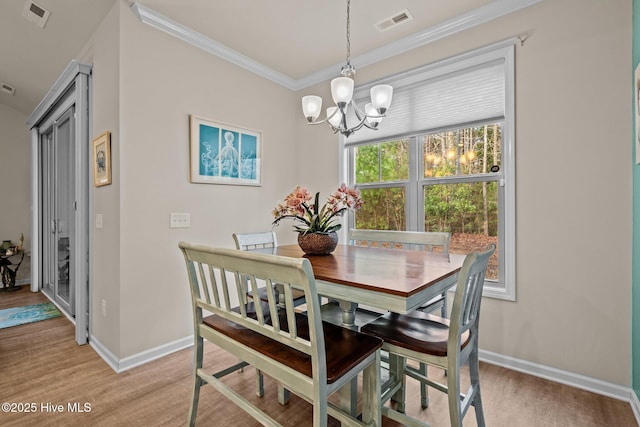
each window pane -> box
[355,145,379,183]
[354,140,409,184]
[380,140,409,181]
[424,182,499,280]
[422,124,501,178]
[355,187,405,231]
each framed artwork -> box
[92,131,112,187]
[189,115,261,186]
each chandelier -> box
[301,0,393,138]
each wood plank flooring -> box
[0,286,637,426]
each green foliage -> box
[354,124,501,237]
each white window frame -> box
[339,40,516,301]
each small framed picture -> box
[92,131,112,187]
[189,115,261,186]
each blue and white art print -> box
[190,115,261,185]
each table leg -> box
[339,300,358,329]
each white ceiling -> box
[1,0,523,115]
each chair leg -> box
[469,349,486,427]
[278,384,290,405]
[255,369,264,397]
[446,360,463,427]
[188,337,204,427]
[361,352,382,426]
[419,362,429,408]
[389,353,406,413]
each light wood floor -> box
[0,286,637,426]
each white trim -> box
[89,334,193,373]
[480,349,634,403]
[130,0,543,91]
[27,60,91,128]
[131,3,295,89]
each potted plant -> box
[272,183,363,254]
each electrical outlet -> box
[101,299,107,317]
[96,214,103,229]
[170,212,190,228]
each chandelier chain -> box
[346,0,351,66]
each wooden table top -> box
[265,244,465,298]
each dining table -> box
[253,242,466,417]
[256,243,466,328]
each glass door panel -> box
[53,107,75,314]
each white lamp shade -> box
[370,84,393,111]
[364,103,382,126]
[331,77,354,105]
[327,106,342,128]
[302,95,322,121]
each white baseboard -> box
[89,334,193,373]
[480,349,635,403]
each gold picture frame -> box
[92,131,112,187]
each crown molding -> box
[131,3,297,89]
[131,0,543,91]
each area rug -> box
[0,302,61,329]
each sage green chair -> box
[348,229,452,407]
[361,244,496,427]
[233,231,307,308]
[179,242,382,427]
[233,230,306,404]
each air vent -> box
[22,0,50,28]
[375,9,413,32]
[1,83,16,96]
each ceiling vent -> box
[375,9,413,32]
[22,0,50,29]
[1,83,16,96]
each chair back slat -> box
[180,242,323,359]
[233,231,277,251]
[349,229,450,254]
[449,244,496,345]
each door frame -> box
[28,61,91,345]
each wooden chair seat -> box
[250,285,306,305]
[359,310,470,358]
[204,311,382,383]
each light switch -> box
[170,212,190,228]
[96,214,103,229]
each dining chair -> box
[348,228,452,408]
[179,242,382,427]
[233,230,306,404]
[233,231,307,308]
[360,244,496,427]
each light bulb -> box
[370,84,393,113]
[365,103,381,127]
[327,106,342,128]
[301,95,322,122]
[331,77,354,106]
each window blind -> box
[346,58,505,144]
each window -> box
[342,41,515,300]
